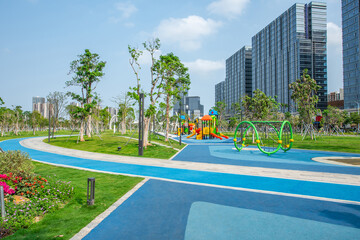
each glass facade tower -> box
[215,81,225,104]
[215,46,252,116]
[252,2,327,112]
[342,0,360,109]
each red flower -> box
[20,192,24,196]
[41,185,44,188]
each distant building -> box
[32,96,51,118]
[107,107,118,117]
[173,95,204,118]
[328,88,344,109]
[215,46,252,117]
[252,2,327,112]
[32,96,45,105]
[342,0,360,110]
[215,81,225,104]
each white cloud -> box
[155,16,222,51]
[184,59,225,75]
[327,22,342,46]
[207,0,250,19]
[115,2,137,19]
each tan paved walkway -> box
[20,137,360,186]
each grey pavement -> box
[21,137,360,186]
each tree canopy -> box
[66,49,106,141]
[289,69,321,124]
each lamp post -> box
[179,99,182,145]
[185,105,189,135]
[355,101,360,133]
[138,93,144,156]
[1,186,5,218]
[48,103,51,143]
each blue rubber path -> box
[173,144,360,175]
[84,179,360,240]
[1,138,360,202]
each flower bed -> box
[0,172,74,237]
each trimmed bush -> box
[0,151,34,177]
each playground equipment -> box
[186,109,229,140]
[233,121,293,156]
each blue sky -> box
[0,0,343,113]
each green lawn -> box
[0,130,76,141]
[45,131,185,159]
[5,162,143,240]
[291,134,360,153]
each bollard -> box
[87,178,95,205]
[0,186,5,218]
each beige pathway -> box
[21,137,360,186]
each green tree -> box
[154,53,190,141]
[289,69,321,139]
[128,38,162,148]
[0,106,10,137]
[47,91,67,137]
[29,111,42,135]
[114,93,135,134]
[213,101,227,131]
[66,49,106,142]
[99,107,111,132]
[12,106,23,135]
[350,112,360,132]
[241,89,279,121]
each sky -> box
[0,0,343,113]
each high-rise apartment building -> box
[252,2,327,112]
[342,0,360,109]
[32,96,45,105]
[215,81,225,104]
[215,46,252,116]
[225,46,252,115]
[32,96,49,118]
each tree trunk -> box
[143,117,151,148]
[52,118,56,138]
[87,115,92,137]
[121,119,126,135]
[15,122,19,135]
[80,120,85,142]
[165,94,171,141]
[33,126,35,135]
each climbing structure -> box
[233,121,293,156]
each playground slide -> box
[210,133,222,140]
[220,133,229,139]
[187,131,196,139]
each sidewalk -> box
[20,137,360,186]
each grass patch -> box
[45,131,183,159]
[5,162,143,240]
[291,134,360,153]
[0,130,76,142]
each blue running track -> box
[1,138,360,202]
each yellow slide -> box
[187,130,196,138]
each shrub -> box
[0,174,74,233]
[0,182,15,195]
[0,151,34,177]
